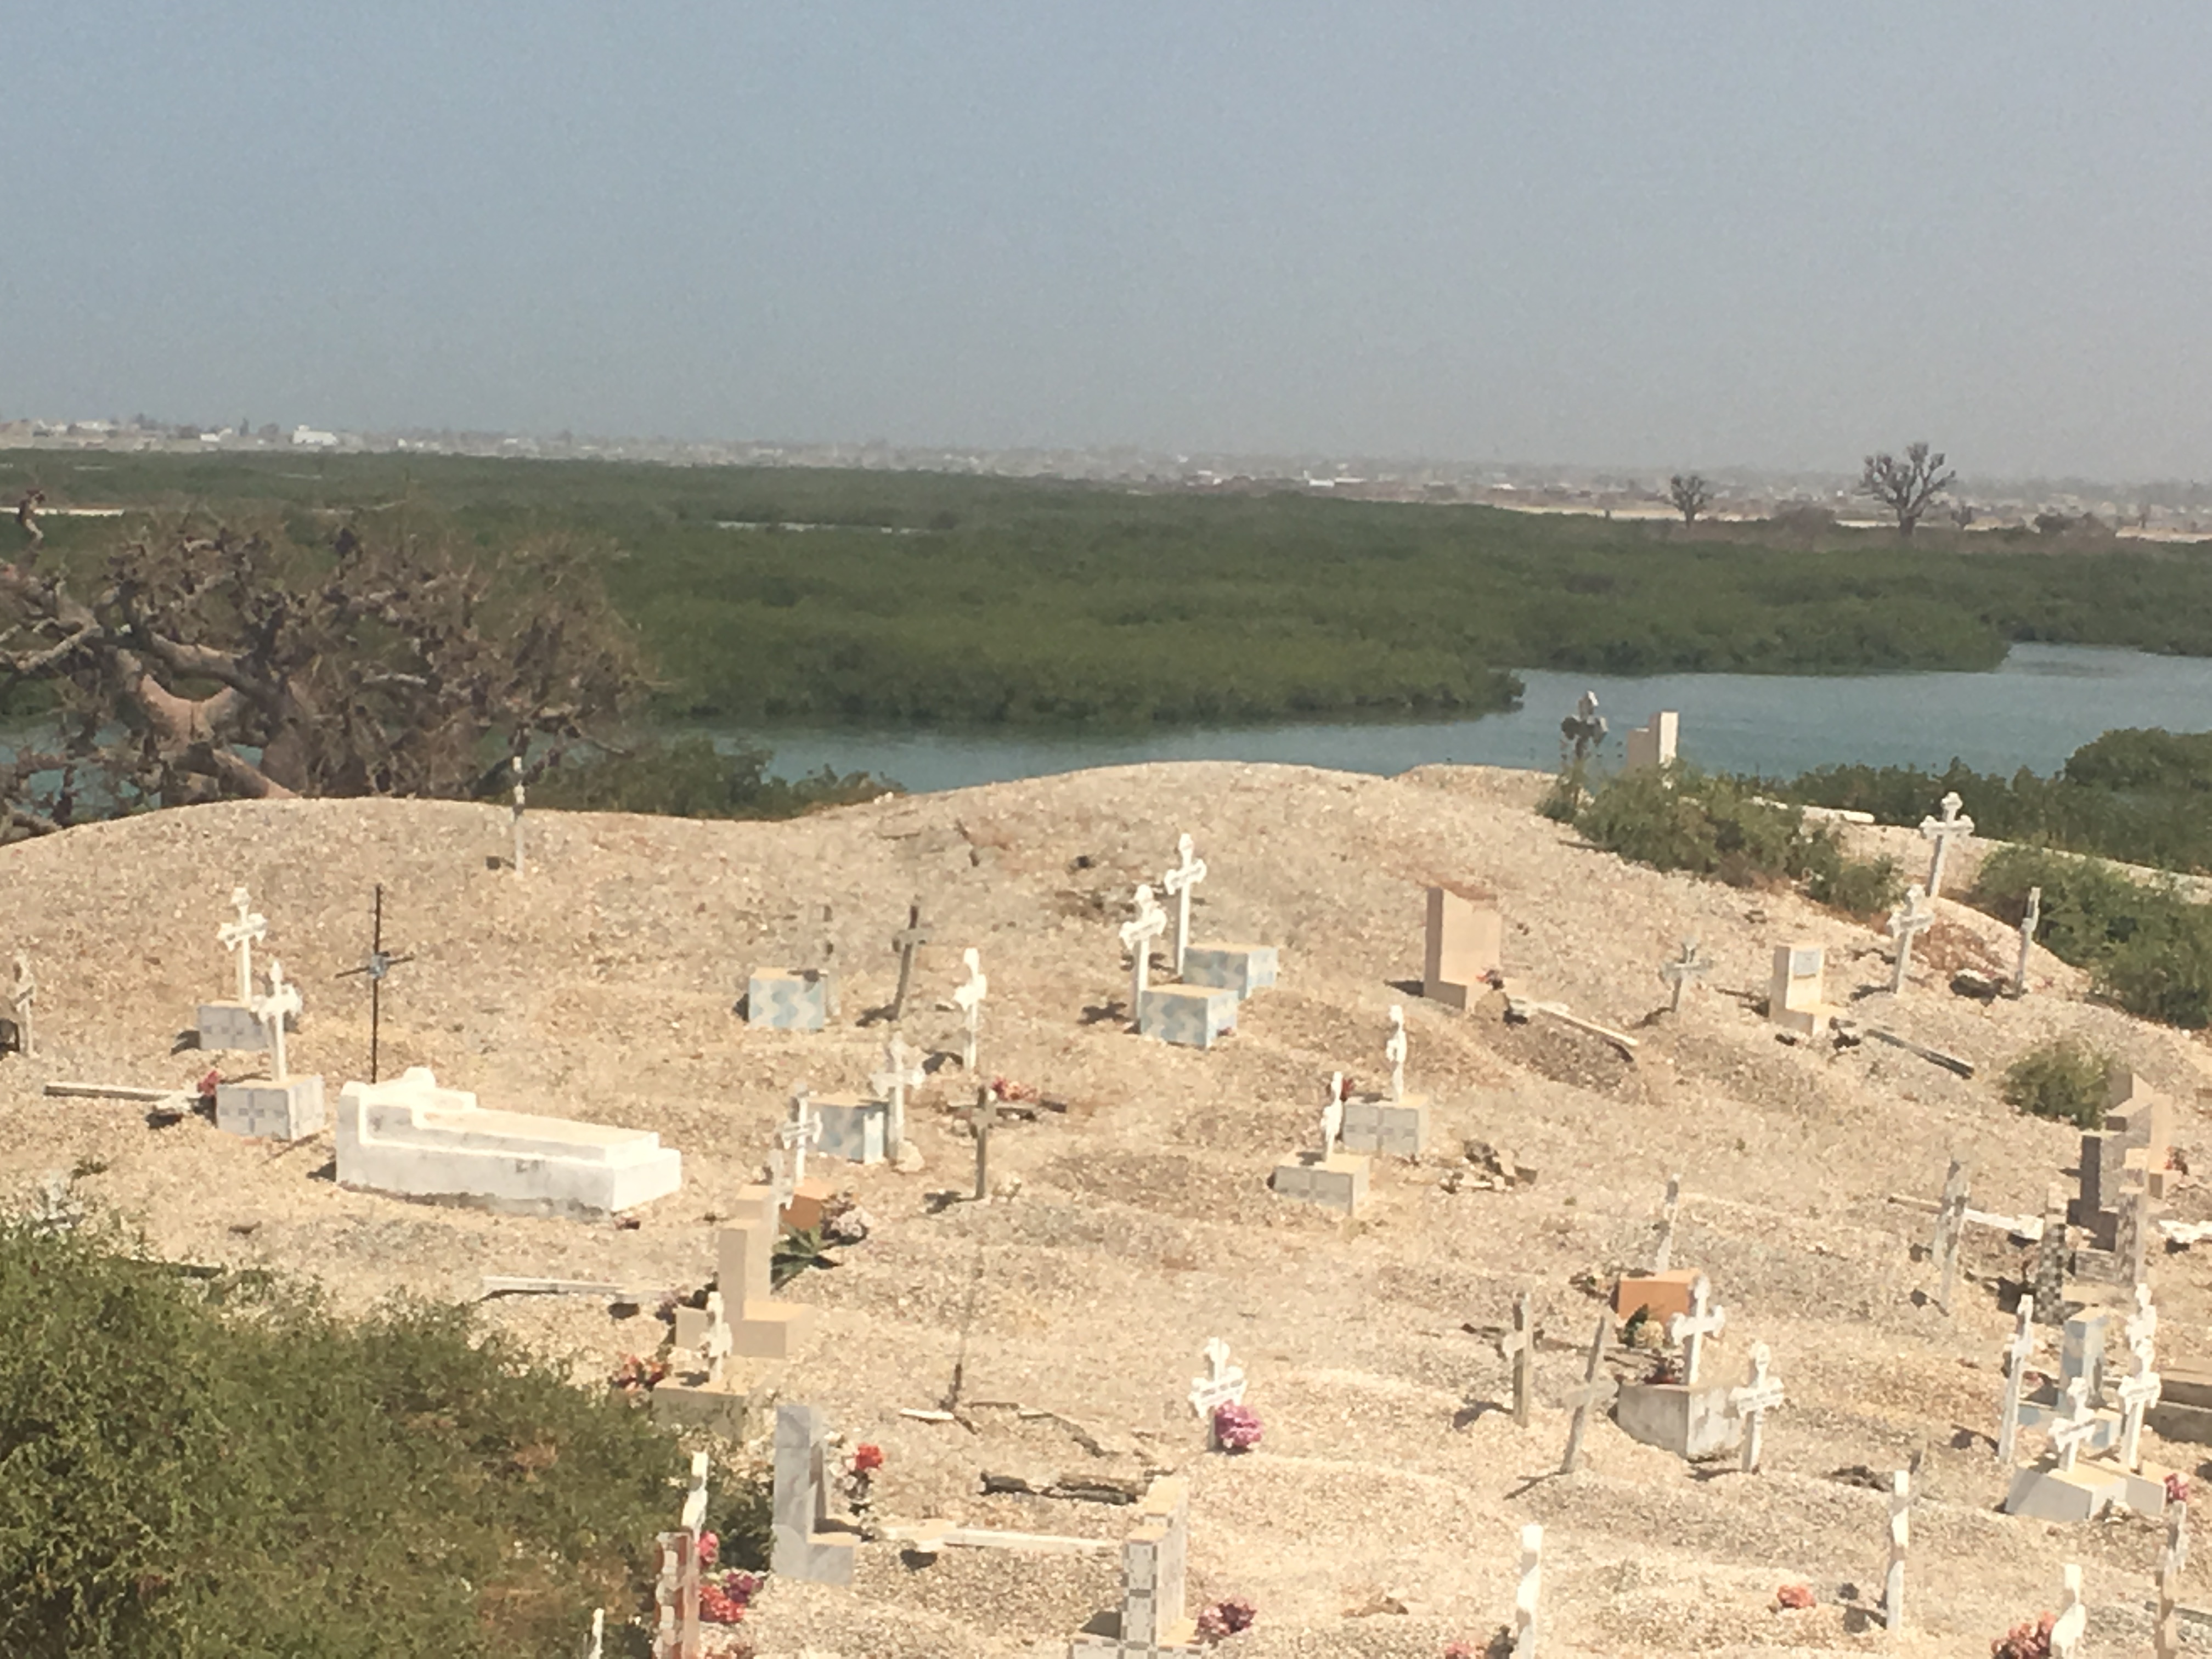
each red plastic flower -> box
[1776,1584,1815,1610]
[851,1443,885,1474]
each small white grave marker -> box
[1729,1342,1785,1472]
[870,1032,927,1150]
[1996,1295,2038,1464]
[1657,938,1711,1014]
[1887,884,1936,994]
[1513,1523,1542,1658]
[952,947,987,1071]
[252,960,304,1082]
[2115,1342,2163,1471]
[1187,1337,1247,1448]
[694,1289,733,1384]
[2049,1375,2100,1474]
[1384,1004,1408,1103]
[2126,1281,2159,1358]
[2015,885,2042,996]
[1119,884,1167,1014]
[1920,791,1974,899]
[1321,1072,1344,1156]
[778,1087,822,1186]
[1160,832,1207,977]
[1886,1469,1909,1632]
[1666,1274,1726,1386]
[218,885,268,1005]
[2050,1562,2085,1659]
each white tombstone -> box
[1887,884,1936,994]
[2015,885,2042,996]
[1885,1469,1909,1632]
[1997,1295,2038,1464]
[212,956,324,1139]
[1384,1004,1408,1103]
[869,1032,927,1151]
[218,885,268,1005]
[1321,1073,1344,1156]
[1160,832,1208,977]
[952,947,987,1071]
[1730,1343,1785,1472]
[1119,884,1168,1014]
[1187,1337,1248,1448]
[1512,1523,1543,1658]
[1665,1275,1726,1386]
[2050,1563,2085,1658]
[1623,710,1679,774]
[1919,791,1974,899]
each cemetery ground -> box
[3,760,2210,1656]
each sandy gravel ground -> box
[3,761,2209,1657]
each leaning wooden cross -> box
[1931,1156,1970,1314]
[888,899,932,1023]
[1499,1292,1534,1427]
[1559,1314,1613,1474]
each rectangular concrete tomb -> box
[1423,884,1501,1011]
[1338,1092,1429,1158]
[1624,710,1680,773]
[1269,1150,1368,1215]
[216,1075,325,1141]
[1140,985,1238,1049]
[2004,1460,2130,1523]
[1179,943,1278,1001]
[774,1402,858,1585]
[811,1092,888,1165]
[336,1066,682,1217]
[747,969,828,1031]
[196,1001,270,1052]
[1614,1380,1744,1460]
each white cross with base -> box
[2050,1563,2085,1659]
[1651,1173,1683,1274]
[952,947,987,1071]
[1321,1072,1344,1156]
[1887,884,1935,994]
[695,1289,733,1384]
[1667,1275,1726,1386]
[1384,1005,1408,1102]
[1160,832,1207,977]
[218,885,268,1005]
[777,1087,822,1186]
[1657,938,1712,1015]
[251,959,303,1082]
[1729,1342,1785,1472]
[2014,885,2042,996]
[1188,1336,1246,1447]
[1119,884,1167,1015]
[1996,1294,2038,1465]
[870,1033,927,1152]
[2048,1375,2100,1474]
[1513,1523,1542,1658]
[1920,791,1974,899]
[2115,1342,2164,1471]
[1885,1469,1909,1633]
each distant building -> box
[291,426,339,448]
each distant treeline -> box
[14,452,2212,727]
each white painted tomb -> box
[335,1065,682,1217]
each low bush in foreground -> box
[2001,1038,2115,1128]
[0,1212,689,1658]
[533,735,894,820]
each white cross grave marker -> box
[695,1290,733,1384]
[510,757,527,881]
[952,947,987,1071]
[1385,1004,1408,1103]
[1658,938,1712,1014]
[778,1087,822,1186]
[1119,884,1167,1015]
[1730,1342,1785,1472]
[1997,1295,2038,1464]
[870,1032,927,1152]
[2158,1504,2189,1659]
[9,952,33,1059]
[1160,832,1207,977]
[1666,1274,1726,1386]
[1652,1172,1683,1274]
[1188,1337,1247,1448]
[218,885,268,1004]
[1513,1523,1542,1659]
[1920,791,1974,899]
[586,1607,605,1659]
[2050,1563,2085,1659]
[2015,885,2042,996]
[1887,884,1936,994]
[680,1448,709,1533]
[1321,1072,1344,1156]
[2115,1342,2163,1471]
[1885,1469,1909,1632]
[251,959,303,1082]
[1499,1291,1534,1427]
[2049,1375,2100,1474]
[2126,1282,2159,1358]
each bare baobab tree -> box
[1859,442,1956,537]
[1667,473,1713,524]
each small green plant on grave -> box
[770,1223,835,1289]
[2001,1037,2115,1129]
[1537,757,1588,823]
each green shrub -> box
[534,735,895,820]
[1975,845,2212,1028]
[0,1215,697,1657]
[2002,1038,2115,1127]
[1803,842,1905,918]
[1575,765,1809,885]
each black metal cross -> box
[336,884,414,1083]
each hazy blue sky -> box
[7,5,2209,478]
